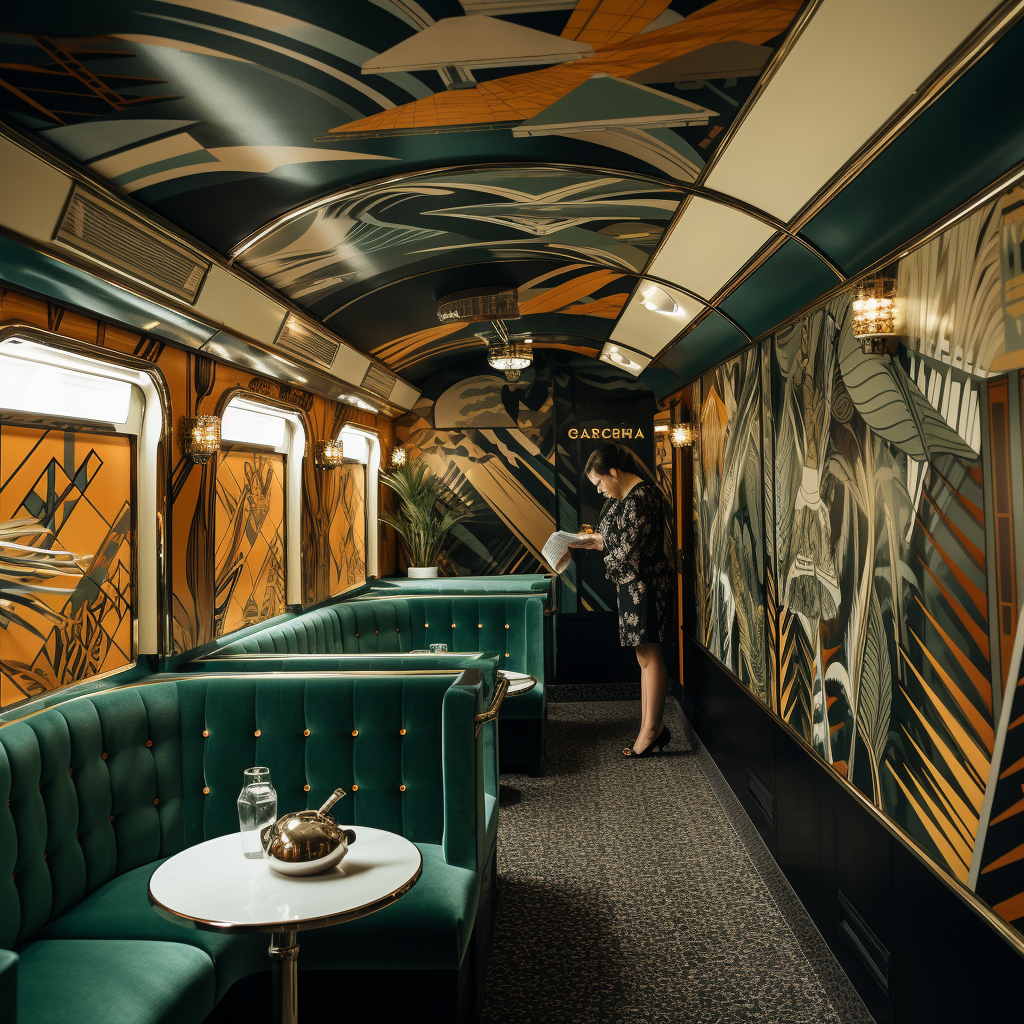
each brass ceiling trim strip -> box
[684,632,1024,961]
[787,0,1024,234]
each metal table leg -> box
[270,929,299,1024]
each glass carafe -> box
[237,767,277,859]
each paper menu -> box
[541,531,588,573]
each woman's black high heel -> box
[622,725,671,759]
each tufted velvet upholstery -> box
[184,655,502,855]
[208,594,546,740]
[0,670,486,1024]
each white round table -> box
[149,827,421,1024]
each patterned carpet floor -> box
[482,700,874,1024]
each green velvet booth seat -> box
[365,574,557,690]
[205,593,547,776]
[185,656,502,858]
[0,670,490,1024]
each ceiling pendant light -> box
[485,317,532,381]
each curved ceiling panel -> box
[233,165,686,321]
[327,258,631,382]
[1,0,803,254]
[1,0,1017,392]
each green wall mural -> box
[690,181,1024,937]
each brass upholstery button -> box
[355,633,360,637]
[146,740,153,748]
[375,629,379,634]
[351,729,359,737]
[303,729,310,737]
[452,623,457,628]
[351,785,359,792]
[478,624,483,628]
[254,729,261,737]
[303,784,310,793]
[504,624,509,629]
[68,768,73,777]
[399,728,407,736]
[203,787,210,795]
[399,785,406,792]
[153,798,159,806]
[505,653,510,658]
[101,753,107,760]
[202,729,210,738]
[424,623,429,628]
[109,815,114,822]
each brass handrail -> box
[474,672,510,736]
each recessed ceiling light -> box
[641,286,679,315]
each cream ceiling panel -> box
[193,265,286,345]
[0,137,72,244]
[610,280,703,356]
[647,198,775,299]
[704,0,1000,223]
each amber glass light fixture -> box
[669,423,695,448]
[314,438,345,469]
[182,415,221,464]
[852,275,898,354]
[390,445,407,468]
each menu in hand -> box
[542,531,588,574]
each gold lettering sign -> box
[568,426,646,440]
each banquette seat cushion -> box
[206,594,547,773]
[0,670,485,1024]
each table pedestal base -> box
[270,929,299,1024]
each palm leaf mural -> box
[693,348,765,692]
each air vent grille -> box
[361,363,396,400]
[55,186,208,303]
[274,314,340,369]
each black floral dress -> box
[600,481,675,647]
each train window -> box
[213,395,305,636]
[339,425,380,579]
[0,334,167,705]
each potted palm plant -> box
[379,459,473,577]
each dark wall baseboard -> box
[682,634,1024,1023]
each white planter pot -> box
[407,566,439,579]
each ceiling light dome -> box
[641,286,678,315]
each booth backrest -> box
[210,596,546,682]
[0,670,482,952]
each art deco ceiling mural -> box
[0,0,803,381]
[1,0,1021,389]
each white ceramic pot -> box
[407,566,439,578]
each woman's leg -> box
[632,642,668,752]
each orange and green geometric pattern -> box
[214,449,286,638]
[0,425,133,708]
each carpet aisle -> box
[482,699,874,1024]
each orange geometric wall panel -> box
[328,464,367,597]
[0,425,133,708]
[213,449,286,638]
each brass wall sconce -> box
[182,415,221,464]
[669,423,696,448]
[314,438,345,469]
[390,445,407,468]
[853,275,899,355]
